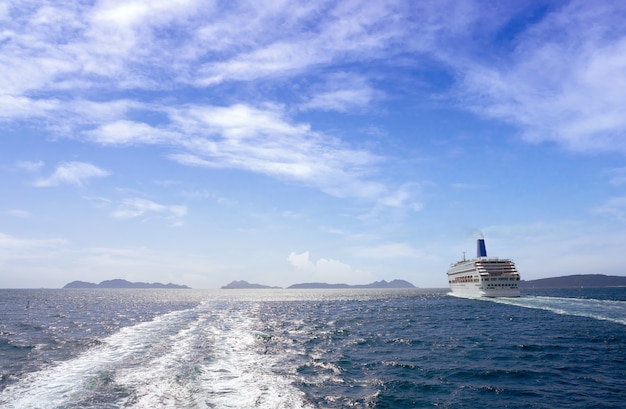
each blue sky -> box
[2,0,626,288]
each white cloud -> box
[35,161,110,187]
[15,160,44,172]
[86,120,177,145]
[456,2,626,153]
[593,196,626,221]
[287,250,375,284]
[287,250,314,270]
[6,209,31,218]
[80,0,202,83]
[111,197,187,226]
[196,40,323,86]
[607,167,626,186]
[0,3,439,124]
[74,101,387,202]
[301,88,375,112]
[71,99,144,124]
[377,183,423,210]
[0,4,84,96]
[0,232,66,261]
[193,1,406,85]
[167,103,387,199]
[5,1,623,162]
[0,0,201,99]
[173,103,310,140]
[300,74,378,112]
[83,196,113,209]
[0,95,59,120]
[4,1,625,212]
[0,2,418,205]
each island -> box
[521,274,626,289]
[63,279,191,289]
[221,279,416,289]
[288,279,415,289]
[221,280,281,289]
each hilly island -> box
[63,279,191,289]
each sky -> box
[2,0,626,289]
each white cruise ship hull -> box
[449,281,521,298]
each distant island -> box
[288,279,415,289]
[521,274,626,289]
[221,279,416,289]
[63,279,191,289]
[221,280,281,289]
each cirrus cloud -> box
[111,197,187,226]
[455,1,626,153]
[0,232,67,261]
[34,161,110,187]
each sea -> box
[0,287,624,408]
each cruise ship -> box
[447,239,521,297]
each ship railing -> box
[476,257,514,262]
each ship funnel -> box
[477,239,487,258]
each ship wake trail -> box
[486,296,626,325]
[0,301,310,409]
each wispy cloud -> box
[193,1,408,85]
[0,0,407,97]
[377,183,423,210]
[451,183,488,190]
[165,103,387,199]
[37,96,390,201]
[300,74,378,113]
[4,1,625,151]
[111,198,187,226]
[72,99,387,200]
[607,167,626,186]
[15,160,44,172]
[0,232,67,260]
[0,1,460,210]
[85,120,178,145]
[83,196,113,209]
[35,161,110,187]
[594,196,626,221]
[0,96,59,120]
[6,209,31,218]
[455,1,626,153]
[3,1,626,207]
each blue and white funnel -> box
[477,239,487,258]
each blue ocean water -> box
[0,287,624,408]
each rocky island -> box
[221,280,281,289]
[63,279,191,289]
